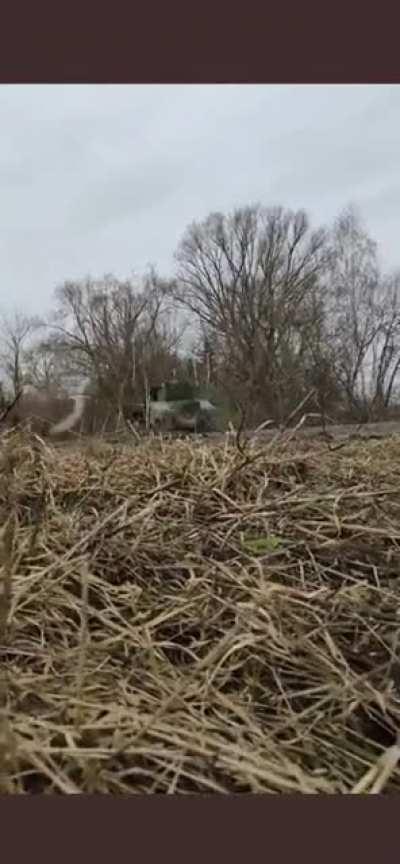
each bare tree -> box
[327,206,382,419]
[47,272,183,421]
[22,337,72,392]
[174,204,329,423]
[369,271,400,417]
[0,311,42,396]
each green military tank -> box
[148,380,217,434]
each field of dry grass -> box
[1,425,400,793]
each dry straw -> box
[0,425,400,793]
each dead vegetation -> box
[1,426,400,793]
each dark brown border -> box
[0,1,399,82]
[0,796,399,860]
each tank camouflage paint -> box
[149,397,217,433]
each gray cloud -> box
[72,152,192,232]
[0,84,399,314]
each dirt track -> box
[45,418,400,449]
[207,419,400,443]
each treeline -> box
[1,201,400,429]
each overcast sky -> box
[0,84,399,314]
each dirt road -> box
[207,419,400,443]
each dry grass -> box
[1,427,400,793]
